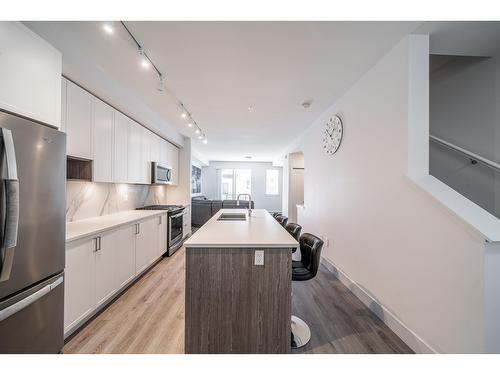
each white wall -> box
[429,55,500,218]
[202,161,282,212]
[287,152,304,222]
[291,36,486,353]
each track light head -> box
[157,75,165,92]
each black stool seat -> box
[292,233,323,281]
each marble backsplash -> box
[66,181,168,222]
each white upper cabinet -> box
[66,80,92,159]
[150,134,160,165]
[0,22,62,128]
[159,139,169,166]
[62,78,178,185]
[141,128,152,184]
[92,98,114,182]
[113,111,129,183]
[166,142,179,185]
[127,120,142,184]
[60,78,67,133]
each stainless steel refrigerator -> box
[0,110,65,353]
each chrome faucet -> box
[236,193,252,216]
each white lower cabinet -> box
[135,217,158,274]
[158,214,168,256]
[64,237,96,334]
[95,230,119,306]
[64,214,164,336]
[115,224,136,288]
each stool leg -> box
[291,315,311,348]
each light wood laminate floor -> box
[64,246,413,354]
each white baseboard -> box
[320,256,437,354]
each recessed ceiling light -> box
[245,156,252,159]
[247,106,254,112]
[103,24,114,34]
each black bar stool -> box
[272,212,281,219]
[275,215,288,227]
[291,233,324,349]
[285,223,302,253]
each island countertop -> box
[184,209,298,248]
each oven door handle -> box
[171,212,184,219]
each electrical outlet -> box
[254,250,264,266]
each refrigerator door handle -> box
[0,276,63,323]
[0,128,19,282]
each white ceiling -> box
[25,21,421,162]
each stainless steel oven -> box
[168,210,184,256]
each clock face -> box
[322,115,343,155]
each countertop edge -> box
[184,244,297,249]
[66,210,168,243]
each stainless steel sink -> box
[217,213,247,221]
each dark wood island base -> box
[185,247,292,354]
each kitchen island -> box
[183,209,298,354]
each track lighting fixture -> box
[119,21,208,142]
[139,48,150,69]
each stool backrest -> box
[285,223,302,241]
[275,215,288,227]
[299,233,324,278]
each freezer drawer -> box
[0,274,64,354]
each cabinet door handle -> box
[93,237,100,252]
[159,216,162,225]
[135,223,140,235]
[98,236,101,251]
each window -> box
[220,169,251,200]
[266,169,279,195]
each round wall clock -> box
[322,115,343,155]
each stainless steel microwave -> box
[151,162,172,184]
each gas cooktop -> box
[136,205,184,212]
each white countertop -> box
[66,210,168,243]
[184,209,298,248]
